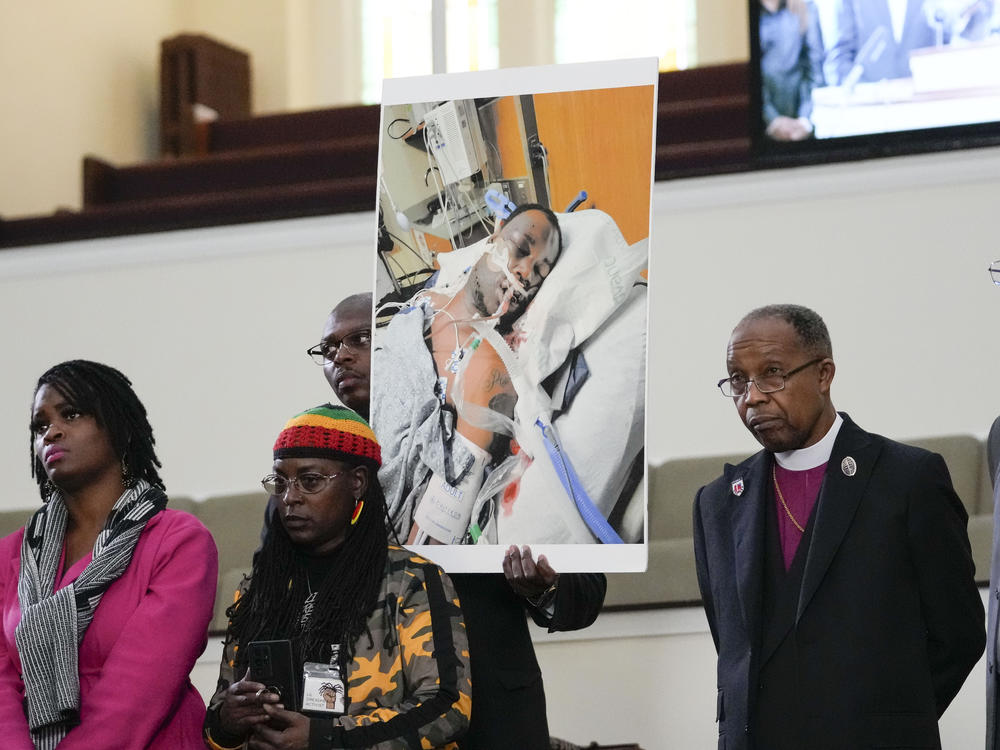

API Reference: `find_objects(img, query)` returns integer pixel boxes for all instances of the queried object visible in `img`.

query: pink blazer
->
[0,509,218,750]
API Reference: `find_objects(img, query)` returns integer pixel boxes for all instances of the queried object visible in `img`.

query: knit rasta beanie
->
[273,404,381,469]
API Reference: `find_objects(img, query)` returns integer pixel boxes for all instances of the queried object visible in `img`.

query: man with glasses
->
[307,292,373,418]
[693,303,983,750]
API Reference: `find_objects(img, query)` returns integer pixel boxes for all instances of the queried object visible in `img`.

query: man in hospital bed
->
[372,204,646,545]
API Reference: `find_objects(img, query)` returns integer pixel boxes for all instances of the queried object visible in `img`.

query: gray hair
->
[738,304,832,358]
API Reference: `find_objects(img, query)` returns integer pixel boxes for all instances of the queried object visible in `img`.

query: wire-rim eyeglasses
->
[261,472,343,497]
[717,357,824,398]
[306,329,371,365]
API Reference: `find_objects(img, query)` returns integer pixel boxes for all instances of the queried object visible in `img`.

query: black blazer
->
[693,414,984,750]
[452,571,606,750]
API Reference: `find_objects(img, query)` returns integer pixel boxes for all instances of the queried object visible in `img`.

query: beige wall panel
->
[695,0,750,64]
[175,0,292,114]
[0,0,178,217]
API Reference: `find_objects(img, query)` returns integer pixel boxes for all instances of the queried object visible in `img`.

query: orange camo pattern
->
[212,545,471,748]
[349,652,399,701]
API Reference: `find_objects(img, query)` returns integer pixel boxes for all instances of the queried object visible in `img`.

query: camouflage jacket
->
[205,546,471,749]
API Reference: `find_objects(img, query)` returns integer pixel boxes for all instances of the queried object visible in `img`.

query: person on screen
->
[760,0,826,141]
[827,0,995,86]
[693,304,983,749]
[305,291,607,750]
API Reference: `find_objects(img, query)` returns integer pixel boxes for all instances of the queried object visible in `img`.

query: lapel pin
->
[731,478,745,496]
[841,456,857,476]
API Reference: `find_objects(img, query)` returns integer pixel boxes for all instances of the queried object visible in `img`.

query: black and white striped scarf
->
[15,479,166,750]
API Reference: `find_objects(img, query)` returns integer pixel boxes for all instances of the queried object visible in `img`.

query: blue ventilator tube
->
[565,190,587,212]
[536,418,624,544]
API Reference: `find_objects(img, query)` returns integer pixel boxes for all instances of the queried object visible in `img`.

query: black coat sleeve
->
[528,573,607,632]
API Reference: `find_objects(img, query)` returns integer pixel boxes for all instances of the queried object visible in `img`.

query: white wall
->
[4,145,1000,508]
[648,144,1000,464]
[0,214,377,507]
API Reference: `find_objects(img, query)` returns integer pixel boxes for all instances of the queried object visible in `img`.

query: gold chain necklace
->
[772,465,805,533]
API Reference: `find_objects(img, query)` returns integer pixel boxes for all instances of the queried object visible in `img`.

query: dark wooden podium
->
[160,33,251,156]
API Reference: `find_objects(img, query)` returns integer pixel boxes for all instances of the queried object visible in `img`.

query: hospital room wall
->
[533,85,655,244]
[2,145,999,512]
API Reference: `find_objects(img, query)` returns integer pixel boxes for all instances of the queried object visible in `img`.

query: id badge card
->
[301,662,345,715]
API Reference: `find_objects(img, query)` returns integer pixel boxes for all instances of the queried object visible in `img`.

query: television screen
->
[750,0,1000,160]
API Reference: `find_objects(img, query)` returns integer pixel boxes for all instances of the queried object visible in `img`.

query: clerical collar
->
[774,413,843,470]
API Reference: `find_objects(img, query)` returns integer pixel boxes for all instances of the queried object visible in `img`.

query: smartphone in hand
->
[248,640,299,710]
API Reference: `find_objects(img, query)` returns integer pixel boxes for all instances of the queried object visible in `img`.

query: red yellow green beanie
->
[273,404,381,468]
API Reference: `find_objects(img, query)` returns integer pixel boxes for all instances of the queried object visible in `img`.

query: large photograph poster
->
[370,60,656,572]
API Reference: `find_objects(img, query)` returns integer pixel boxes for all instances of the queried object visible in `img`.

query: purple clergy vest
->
[773,462,827,570]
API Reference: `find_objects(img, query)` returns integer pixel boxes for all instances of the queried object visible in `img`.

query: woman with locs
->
[204,404,470,750]
[0,359,218,749]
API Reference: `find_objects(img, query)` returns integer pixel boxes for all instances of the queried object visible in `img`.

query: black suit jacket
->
[693,414,984,750]
[452,571,606,750]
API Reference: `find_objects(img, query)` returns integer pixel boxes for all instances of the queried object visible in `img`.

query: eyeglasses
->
[306,329,371,365]
[261,472,342,496]
[990,260,1000,287]
[717,358,824,398]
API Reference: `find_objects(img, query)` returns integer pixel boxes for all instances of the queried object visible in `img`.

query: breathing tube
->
[535,418,624,544]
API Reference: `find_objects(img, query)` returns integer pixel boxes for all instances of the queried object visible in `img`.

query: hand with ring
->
[218,669,284,739]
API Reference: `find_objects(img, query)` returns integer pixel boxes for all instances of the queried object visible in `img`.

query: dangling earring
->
[41,479,56,497]
[121,456,137,489]
[350,498,364,525]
